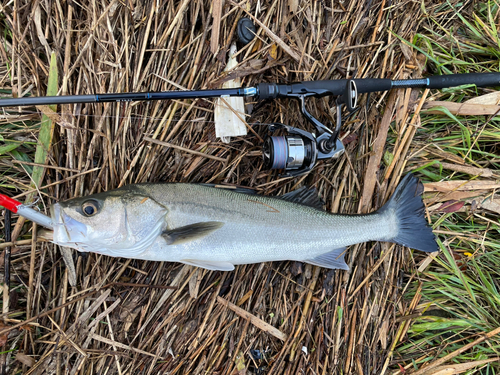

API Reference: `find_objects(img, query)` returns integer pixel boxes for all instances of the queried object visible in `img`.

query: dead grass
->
[0,0,498,374]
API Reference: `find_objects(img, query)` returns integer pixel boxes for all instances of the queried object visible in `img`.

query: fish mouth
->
[49,203,89,247]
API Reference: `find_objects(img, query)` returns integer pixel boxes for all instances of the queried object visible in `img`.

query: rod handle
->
[257,79,393,100]
[299,79,393,96]
[428,72,500,89]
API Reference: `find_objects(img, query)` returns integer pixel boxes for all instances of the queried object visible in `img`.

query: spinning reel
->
[262,80,358,177]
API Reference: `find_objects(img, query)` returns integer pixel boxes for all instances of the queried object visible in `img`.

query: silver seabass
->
[42,174,437,271]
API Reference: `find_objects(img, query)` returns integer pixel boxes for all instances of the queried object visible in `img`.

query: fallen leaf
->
[436,200,465,213]
[341,132,358,145]
[423,101,500,116]
[400,42,413,61]
[383,150,394,167]
[379,318,389,349]
[235,350,246,373]
[269,43,278,60]
[16,353,35,367]
[423,190,488,204]
[251,39,262,54]
[427,148,465,165]
[119,295,142,334]
[419,357,500,374]
[465,91,500,105]
[451,251,467,272]
[480,196,500,215]
[424,180,500,193]
[429,369,454,375]
[34,6,50,50]
[236,290,253,306]
[438,162,497,178]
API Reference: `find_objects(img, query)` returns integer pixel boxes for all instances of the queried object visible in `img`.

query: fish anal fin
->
[181,259,235,271]
[304,248,349,270]
[162,221,224,245]
[280,187,325,210]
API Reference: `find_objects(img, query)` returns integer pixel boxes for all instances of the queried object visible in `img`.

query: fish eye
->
[81,200,99,217]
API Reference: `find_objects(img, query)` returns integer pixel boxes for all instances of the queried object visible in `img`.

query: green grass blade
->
[30,51,58,195]
[0,142,21,156]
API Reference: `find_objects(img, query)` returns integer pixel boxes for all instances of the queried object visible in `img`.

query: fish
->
[39,173,438,271]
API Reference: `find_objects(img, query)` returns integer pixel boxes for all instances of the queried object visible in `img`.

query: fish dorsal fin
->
[280,187,325,210]
[198,183,257,195]
[180,259,235,271]
[304,248,349,270]
[162,221,224,245]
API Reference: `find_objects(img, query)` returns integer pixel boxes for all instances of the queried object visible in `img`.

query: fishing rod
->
[1,72,499,176]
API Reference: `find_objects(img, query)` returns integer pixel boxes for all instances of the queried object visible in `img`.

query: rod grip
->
[299,79,393,96]
[428,72,500,89]
[257,79,393,100]
[352,79,393,94]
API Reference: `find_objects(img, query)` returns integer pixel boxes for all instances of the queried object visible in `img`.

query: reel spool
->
[263,135,313,171]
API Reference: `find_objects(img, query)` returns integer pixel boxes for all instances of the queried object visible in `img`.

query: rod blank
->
[0,87,249,108]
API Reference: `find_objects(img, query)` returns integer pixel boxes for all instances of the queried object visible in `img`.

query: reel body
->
[262,124,345,177]
[261,80,357,177]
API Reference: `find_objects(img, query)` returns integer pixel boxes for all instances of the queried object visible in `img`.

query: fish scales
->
[135,183,396,265]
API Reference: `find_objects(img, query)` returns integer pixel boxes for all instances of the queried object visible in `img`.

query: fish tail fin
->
[379,173,438,253]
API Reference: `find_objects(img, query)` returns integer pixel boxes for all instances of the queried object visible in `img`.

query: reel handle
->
[320,80,357,153]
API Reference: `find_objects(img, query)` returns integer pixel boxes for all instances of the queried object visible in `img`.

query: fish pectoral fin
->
[180,259,235,271]
[162,221,224,245]
[304,248,349,270]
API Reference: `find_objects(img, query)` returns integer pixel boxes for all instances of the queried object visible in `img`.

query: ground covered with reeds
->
[0,0,499,374]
